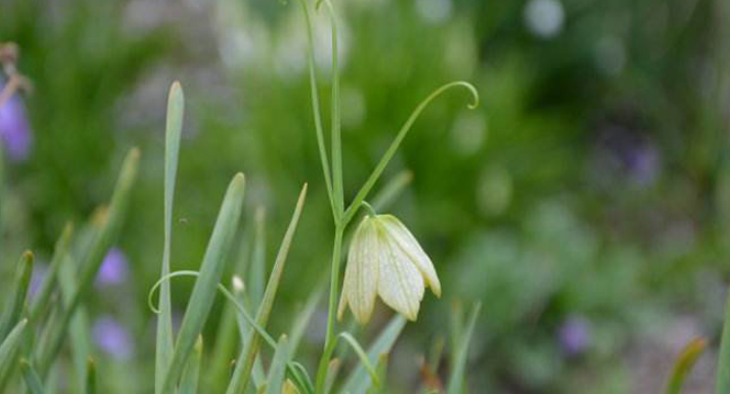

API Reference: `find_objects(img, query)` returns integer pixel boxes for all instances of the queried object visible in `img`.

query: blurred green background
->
[2,0,730,392]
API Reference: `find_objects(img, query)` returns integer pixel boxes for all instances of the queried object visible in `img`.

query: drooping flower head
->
[338,214,441,324]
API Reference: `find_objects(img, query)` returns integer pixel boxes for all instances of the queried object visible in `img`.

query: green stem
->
[314,224,345,394]
[323,0,344,218]
[296,0,336,219]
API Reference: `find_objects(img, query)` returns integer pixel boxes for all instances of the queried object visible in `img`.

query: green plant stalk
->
[295,0,335,218]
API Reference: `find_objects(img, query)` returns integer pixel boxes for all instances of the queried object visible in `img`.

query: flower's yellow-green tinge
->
[338,214,441,324]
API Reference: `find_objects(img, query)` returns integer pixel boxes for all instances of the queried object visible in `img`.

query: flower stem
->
[315,223,345,394]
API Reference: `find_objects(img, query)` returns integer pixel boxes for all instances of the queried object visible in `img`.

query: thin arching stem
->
[343,81,479,225]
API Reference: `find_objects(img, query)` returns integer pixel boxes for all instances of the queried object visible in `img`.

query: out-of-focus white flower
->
[338,214,441,324]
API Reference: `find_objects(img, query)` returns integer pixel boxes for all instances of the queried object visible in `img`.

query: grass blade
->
[180,336,203,394]
[20,360,46,394]
[0,251,33,341]
[287,362,314,394]
[57,251,92,390]
[85,358,96,394]
[250,207,266,310]
[208,233,252,391]
[338,332,380,387]
[666,337,706,394]
[340,315,407,394]
[0,318,27,391]
[36,148,140,374]
[226,184,308,394]
[265,335,291,394]
[365,354,389,394]
[161,173,246,394]
[447,302,481,394]
[28,223,73,324]
[156,80,184,394]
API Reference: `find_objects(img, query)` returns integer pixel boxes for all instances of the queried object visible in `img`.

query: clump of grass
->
[0,0,489,393]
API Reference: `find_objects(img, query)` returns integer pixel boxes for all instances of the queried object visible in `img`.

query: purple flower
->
[558,315,591,356]
[28,263,48,299]
[0,79,32,162]
[92,316,134,360]
[96,248,129,287]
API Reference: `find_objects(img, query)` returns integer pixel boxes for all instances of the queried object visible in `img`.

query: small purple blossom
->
[28,263,48,299]
[0,79,32,162]
[558,315,591,356]
[96,248,129,287]
[92,315,134,360]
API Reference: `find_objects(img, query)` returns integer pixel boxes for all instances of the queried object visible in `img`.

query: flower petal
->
[380,215,441,297]
[376,225,425,321]
[342,217,379,324]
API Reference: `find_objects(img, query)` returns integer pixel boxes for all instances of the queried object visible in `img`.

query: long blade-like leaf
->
[226,184,308,394]
[0,251,33,340]
[447,302,481,394]
[161,173,246,394]
[265,336,291,394]
[28,223,73,323]
[340,315,407,394]
[180,336,203,394]
[20,360,46,394]
[666,337,706,394]
[36,148,140,374]
[0,318,27,391]
[156,80,184,394]
[85,358,96,394]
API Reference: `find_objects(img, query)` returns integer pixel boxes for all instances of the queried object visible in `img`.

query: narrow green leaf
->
[20,360,46,394]
[447,302,481,394]
[366,354,389,394]
[287,362,314,394]
[0,251,33,341]
[340,315,407,394]
[250,207,266,310]
[36,148,140,374]
[226,184,308,394]
[180,335,203,394]
[265,335,291,394]
[28,223,73,323]
[0,318,27,391]
[85,358,96,394]
[161,173,246,394]
[157,80,184,394]
[337,332,380,387]
[666,337,706,394]
[57,251,92,390]
[209,231,252,392]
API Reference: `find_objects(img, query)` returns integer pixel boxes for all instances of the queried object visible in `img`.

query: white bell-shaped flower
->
[338,214,441,324]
